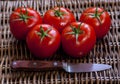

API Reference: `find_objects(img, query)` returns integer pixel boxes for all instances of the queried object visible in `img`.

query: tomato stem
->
[12,5,33,23]
[36,26,52,42]
[85,7,105,25]
[95,7,98,17]
[54,7,64,18]
[66,23,83,43]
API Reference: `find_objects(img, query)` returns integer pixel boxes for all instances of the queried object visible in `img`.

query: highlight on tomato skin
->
[43,7,76,33]
[26,24,61,59]
[79,7,111,39]
[61,22,96,58]
[9,7,42,40]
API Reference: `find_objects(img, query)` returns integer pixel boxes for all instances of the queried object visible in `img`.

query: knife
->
[11,60,112,73]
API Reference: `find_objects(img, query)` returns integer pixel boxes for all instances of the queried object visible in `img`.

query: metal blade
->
[63,63,112,73]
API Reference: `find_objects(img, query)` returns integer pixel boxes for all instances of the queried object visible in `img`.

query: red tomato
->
[26,24,61,59]
[9,7,42,40]
[43,7,76,33]
[79,7,111,39]
[61,22,96,58]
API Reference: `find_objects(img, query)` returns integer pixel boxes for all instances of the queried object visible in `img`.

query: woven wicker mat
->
[0,0,120,84]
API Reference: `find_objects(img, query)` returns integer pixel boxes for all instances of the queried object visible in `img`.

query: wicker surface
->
[0,0,120,84]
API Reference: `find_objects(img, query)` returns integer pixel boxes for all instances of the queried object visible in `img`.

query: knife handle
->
[11,60,63,71]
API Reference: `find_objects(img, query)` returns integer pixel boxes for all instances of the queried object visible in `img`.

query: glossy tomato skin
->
[26,24,61,59]
[9,7,42,40]
[43,7,76,33]
[61,22,96,58]
[79,7,111,39]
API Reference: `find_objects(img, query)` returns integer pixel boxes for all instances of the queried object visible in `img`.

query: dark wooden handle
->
[11,60,63,71]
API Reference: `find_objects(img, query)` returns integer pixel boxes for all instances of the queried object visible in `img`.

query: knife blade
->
[11,60,112,73]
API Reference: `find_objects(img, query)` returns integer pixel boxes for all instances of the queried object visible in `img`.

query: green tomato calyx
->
[66,23,83,43]
[86,7,105,25]
[12,7,33,23]
[54,7,64,18]
[36,26,52,42]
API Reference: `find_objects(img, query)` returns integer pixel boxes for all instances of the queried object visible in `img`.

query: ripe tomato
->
[79,7,111,39]
[9,7,42,40]
[26,24,61,59]
[61,22,96,58]
[43,7,76,33]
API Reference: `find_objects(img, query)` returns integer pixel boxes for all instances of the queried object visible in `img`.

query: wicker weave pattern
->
[0,0,120,84]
